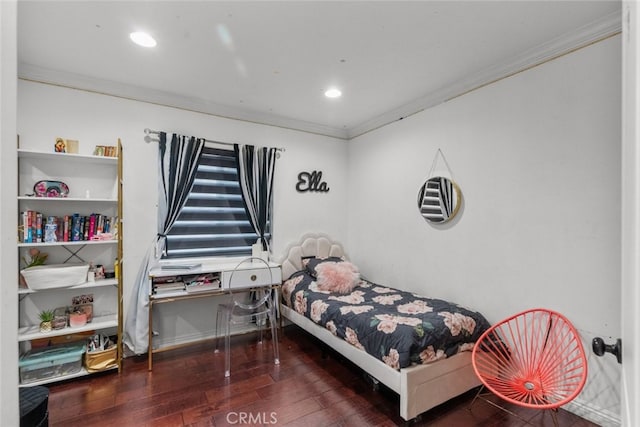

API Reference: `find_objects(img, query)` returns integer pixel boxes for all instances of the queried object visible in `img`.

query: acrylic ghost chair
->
[214,257,280,377]
[470,308,587,426]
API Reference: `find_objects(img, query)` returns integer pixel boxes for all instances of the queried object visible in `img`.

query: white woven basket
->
[21,263,89,290]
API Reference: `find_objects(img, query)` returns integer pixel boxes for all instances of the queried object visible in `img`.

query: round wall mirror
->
[417,176,462,224]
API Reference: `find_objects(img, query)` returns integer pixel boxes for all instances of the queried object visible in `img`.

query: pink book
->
[63,215,70,242]
[88,214,96,240]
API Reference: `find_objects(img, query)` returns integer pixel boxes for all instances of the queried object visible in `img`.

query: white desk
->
[147,261,281,371]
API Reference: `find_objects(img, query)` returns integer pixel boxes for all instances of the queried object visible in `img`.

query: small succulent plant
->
[39,309,55,323]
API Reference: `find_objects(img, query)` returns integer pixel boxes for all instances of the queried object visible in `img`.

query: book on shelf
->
[185,278,221,293]
[21,211,30,243]
[63,215,69,242]
[35,213,42,242]
[71,213,81,241]
[88,214,96,241]
[153,281,186,294]
[153,275,181,284]
[19,210,38,243]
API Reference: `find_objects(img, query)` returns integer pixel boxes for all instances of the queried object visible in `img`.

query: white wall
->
[0,1,19,426]
[347,35,622,424]
[17,80,348,350]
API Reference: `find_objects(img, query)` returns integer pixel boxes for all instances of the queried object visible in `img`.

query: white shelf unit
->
[17,143,123,386]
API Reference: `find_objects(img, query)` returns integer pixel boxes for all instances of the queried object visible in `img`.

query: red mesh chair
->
[470,308,587,426]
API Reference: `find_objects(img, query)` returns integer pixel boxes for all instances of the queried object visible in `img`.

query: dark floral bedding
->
[282,270,491,370]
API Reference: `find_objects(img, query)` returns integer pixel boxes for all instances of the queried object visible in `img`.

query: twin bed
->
[277,234,490,422]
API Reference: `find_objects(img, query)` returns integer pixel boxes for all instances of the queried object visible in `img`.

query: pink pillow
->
[315,261,360,294]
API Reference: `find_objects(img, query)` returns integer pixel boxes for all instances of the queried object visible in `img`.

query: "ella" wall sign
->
[296,171,330,193]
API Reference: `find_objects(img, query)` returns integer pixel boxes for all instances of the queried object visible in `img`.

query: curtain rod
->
[143,128,285,153]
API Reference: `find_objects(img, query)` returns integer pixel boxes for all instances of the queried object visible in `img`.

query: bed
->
[277,233,491,422]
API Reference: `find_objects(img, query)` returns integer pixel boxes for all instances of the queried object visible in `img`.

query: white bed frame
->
[278,233,481,422]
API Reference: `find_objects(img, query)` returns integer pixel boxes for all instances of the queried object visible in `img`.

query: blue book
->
[72,213,81,241]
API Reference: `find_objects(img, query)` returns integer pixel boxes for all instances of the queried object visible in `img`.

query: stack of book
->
[185,279,220,293]
[152,277,185,295]
[185,273,220,293]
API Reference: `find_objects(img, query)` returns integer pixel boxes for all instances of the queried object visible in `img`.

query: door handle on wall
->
[592,337,622,364]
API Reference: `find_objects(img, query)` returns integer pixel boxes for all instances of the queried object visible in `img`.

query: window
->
[164,146,265,259]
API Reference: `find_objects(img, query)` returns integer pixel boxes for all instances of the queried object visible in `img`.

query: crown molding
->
[17,64,350,140]
[347,10,622,139]
[18,11,621,142]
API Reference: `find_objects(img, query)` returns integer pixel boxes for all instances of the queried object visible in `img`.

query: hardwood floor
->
[45,326,599,426]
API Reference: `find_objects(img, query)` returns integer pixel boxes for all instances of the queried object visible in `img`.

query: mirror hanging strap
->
[427,148,455,180]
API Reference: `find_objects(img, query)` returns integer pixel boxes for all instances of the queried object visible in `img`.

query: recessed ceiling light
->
[130,31,157,48]
[325,88,342,98]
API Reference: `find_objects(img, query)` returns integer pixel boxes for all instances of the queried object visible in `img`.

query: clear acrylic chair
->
[214,257,280,377]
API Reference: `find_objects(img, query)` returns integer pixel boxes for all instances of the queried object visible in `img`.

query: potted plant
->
[20,248,48,288]
[22,248,48,269]
[39,309,54,332]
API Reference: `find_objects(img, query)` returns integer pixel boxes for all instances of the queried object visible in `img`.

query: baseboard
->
[151,325,261,352]
[564,398,621,427]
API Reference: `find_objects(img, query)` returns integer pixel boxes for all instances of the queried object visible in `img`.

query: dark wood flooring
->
[45,325,599,426]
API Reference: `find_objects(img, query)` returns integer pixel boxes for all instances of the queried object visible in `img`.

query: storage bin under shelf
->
[19,342,85,385]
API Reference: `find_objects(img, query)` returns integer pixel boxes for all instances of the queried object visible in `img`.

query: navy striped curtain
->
[124,132,204,355]
[234,144,278,251]
[158,133,205,254]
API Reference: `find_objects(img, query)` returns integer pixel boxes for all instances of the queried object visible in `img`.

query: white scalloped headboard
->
[277,233,348,280]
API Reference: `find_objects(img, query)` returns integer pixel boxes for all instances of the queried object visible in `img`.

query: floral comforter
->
[282,271,491,370]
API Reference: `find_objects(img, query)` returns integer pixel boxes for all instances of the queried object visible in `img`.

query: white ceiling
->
[17,1,621,139]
